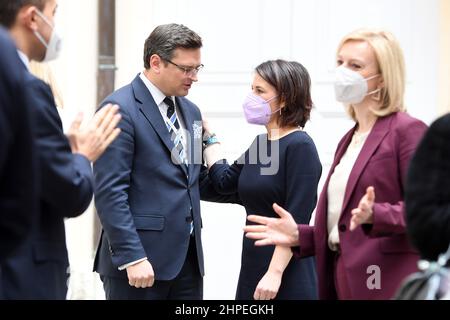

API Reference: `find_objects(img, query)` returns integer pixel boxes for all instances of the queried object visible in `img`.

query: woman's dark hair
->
[143,23,202,69]
[255,59,313,128]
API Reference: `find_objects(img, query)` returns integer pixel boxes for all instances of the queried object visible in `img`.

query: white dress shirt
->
[327,130,370,251]
[17,50,30,70]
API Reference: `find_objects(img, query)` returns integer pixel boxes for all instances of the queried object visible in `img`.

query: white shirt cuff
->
[118,257,148,271]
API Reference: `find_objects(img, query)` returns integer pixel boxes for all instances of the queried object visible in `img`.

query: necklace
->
[351,130,370,146]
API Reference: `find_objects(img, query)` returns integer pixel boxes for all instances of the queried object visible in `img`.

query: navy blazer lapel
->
[340,115,392,215]
[132,76,188,175]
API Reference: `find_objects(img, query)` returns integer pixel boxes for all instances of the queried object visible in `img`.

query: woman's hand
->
[245,203,299,247]
[350,186,375,231]
[202,118,213,138]
[253,270,282,300]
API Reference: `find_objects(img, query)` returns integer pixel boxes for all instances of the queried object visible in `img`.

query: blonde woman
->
[244,29,428,299]
[29,60,64,108]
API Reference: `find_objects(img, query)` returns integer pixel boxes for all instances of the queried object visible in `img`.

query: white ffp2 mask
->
[33,10,62,62]
[334,66,380,104]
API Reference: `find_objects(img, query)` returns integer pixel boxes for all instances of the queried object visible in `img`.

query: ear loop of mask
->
[33,30,49,48]
[267,96,283,116]
[365,74,382,97]
[35,9,54,28]
[33,10,53,48]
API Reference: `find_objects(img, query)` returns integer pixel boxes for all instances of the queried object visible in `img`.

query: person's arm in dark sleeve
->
[199,164,241,204]
[200,133,243,203]
[29,79,93,218]
[94,103,147,269]
[0,42,37,259]
[362,118,427,237]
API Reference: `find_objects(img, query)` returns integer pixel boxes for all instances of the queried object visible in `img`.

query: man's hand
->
[126,259,155,288]
[350,186,375,231]
[244,203,299,247]
[67,103,121,162]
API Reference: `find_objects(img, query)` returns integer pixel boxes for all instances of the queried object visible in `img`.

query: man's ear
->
[150,54,163,74]
[18,6,39,32]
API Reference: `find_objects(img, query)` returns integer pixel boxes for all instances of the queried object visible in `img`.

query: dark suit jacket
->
[295,112,427,299]
[1,67,94,299]
[406,113,450,262]
[94,75,237,281]
[0,28,37,263]
[0,28,38,299]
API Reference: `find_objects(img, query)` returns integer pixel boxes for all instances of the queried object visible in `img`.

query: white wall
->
[52,0,440,299]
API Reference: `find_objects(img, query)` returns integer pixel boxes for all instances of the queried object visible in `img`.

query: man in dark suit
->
[406,113,450,262]
[0,27,38,299]
[0,0,121,299]
[94,23,238,299]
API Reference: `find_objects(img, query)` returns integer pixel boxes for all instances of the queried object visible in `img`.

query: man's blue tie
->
[164,97,186,165]
[164,97,193,235]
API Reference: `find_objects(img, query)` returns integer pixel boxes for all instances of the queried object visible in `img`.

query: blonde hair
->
[29,61,64,108]
[337,28,406,121]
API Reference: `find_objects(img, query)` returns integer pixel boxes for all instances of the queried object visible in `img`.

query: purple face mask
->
[242,93,279,125]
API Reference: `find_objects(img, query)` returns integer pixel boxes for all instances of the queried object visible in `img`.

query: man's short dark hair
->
[0,0,47,28]
[255,60,313,128]
[143,23,202,69]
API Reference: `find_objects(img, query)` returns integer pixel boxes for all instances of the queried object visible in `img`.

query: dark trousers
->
[0,265,3,300]
[103,237,203,300]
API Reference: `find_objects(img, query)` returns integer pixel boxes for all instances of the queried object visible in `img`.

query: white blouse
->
[327,130,370,251]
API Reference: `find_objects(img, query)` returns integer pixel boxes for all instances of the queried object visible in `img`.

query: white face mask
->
[334,66,380,104]
[33,9,62,62]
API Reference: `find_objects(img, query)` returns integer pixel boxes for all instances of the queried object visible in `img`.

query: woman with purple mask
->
[203,60,322,300]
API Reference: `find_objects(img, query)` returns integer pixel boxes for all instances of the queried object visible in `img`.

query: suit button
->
[186,216,193,223]
[339,225,347,232]
[109,245,114,256]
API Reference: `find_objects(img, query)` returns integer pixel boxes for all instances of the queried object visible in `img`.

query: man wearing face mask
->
[0,0,121,299]
[244,29,428,300]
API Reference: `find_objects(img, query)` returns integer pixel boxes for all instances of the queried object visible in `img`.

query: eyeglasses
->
[165,59,204,77]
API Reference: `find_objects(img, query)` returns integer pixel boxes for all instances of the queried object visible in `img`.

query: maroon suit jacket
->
[296,112,427,299]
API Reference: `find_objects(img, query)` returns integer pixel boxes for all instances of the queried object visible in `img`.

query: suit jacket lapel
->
[132,76,188,176]
[340,115,392,215]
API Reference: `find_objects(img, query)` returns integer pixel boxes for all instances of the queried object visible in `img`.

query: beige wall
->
[439,0,450,114]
